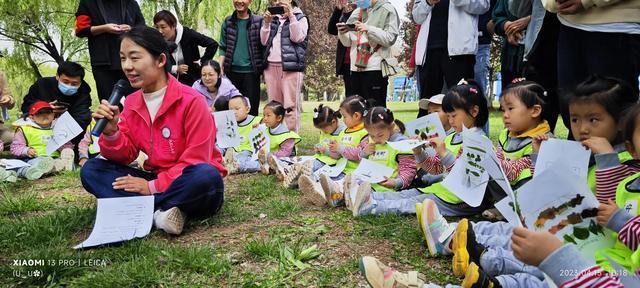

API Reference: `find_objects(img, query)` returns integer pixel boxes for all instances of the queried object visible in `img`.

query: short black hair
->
[213,96,229,112]
[340,95,370,117]
[570,75,636,125]
[313,104,341,128]
[57,61,85,79]
[623,104,640,147]
[153,10,177,27]
[442,79,489,128]
[121,26,171,74]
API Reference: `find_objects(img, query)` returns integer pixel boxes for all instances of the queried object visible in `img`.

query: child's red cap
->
[29,101,54,115]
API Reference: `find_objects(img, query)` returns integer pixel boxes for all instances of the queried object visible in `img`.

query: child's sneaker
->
[359,256,426,288]
[258,149,270,175]
[153,207,186,235]
[224,149,238,174]
[25,156,55,180]
[299,159,314,178]
[343,173,357,209]
[461,262,502,288]
[283,162,303,188]
[54,148,75,172]
[420,199,456,256]
[452,219,486,278]
[299,175,326,206]
[269,154,286,181]
[352,182,375,217]
[319,173,344,207]
[0,167,17,183]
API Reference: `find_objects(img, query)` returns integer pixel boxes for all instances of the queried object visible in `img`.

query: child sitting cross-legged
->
[222,95,262,174]
[10,101,74,180]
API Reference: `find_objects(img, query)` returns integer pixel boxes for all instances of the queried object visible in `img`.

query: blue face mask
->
[58,82,79,96]
[355,0,371,9]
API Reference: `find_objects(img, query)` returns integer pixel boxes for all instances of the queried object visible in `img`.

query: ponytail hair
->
[364,106,395,127]
[313,104,341,128]
[264,100,292,118]
[340,95,370,117]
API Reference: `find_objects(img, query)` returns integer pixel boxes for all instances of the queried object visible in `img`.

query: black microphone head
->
[115,79,128,90]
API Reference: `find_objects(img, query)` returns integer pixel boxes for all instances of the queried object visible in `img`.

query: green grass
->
[0,101,570,287]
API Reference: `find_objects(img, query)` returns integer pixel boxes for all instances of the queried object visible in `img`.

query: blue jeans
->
[475,43,491,135]
[80,158,224,218]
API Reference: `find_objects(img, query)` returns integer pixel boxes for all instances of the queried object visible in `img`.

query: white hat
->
[418,94,445,110]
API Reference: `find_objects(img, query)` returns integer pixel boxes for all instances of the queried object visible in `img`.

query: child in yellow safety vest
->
[223,95,263,174]
[9,101,74,180]
[257,100,301,175]
[78,118,101,167]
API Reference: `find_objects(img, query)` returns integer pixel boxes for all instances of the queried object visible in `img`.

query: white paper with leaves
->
[213,111,241,148]
[517,163,615,261]
[248,124,270,161]
[46,112,83,155]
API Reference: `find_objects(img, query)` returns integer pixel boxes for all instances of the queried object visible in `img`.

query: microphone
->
[91,79,128,137]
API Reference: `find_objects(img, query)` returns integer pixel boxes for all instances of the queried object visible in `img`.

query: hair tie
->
[457,78,468,85]
[363,110,369,116]
[378,114,384,120]
[313,112,319,118]
[512,78,526,84]
[543,91,548,97]
[469,87,478,94]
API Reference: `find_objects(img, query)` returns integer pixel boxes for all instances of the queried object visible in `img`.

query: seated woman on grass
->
[80,26,226,236]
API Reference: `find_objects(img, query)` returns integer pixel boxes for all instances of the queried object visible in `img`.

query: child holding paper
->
[328,107,417,216]
[259,100,301,175]
[224,95,262,174]
[10,101,75,180]
[297,104,348,204]
[307,95,370,207]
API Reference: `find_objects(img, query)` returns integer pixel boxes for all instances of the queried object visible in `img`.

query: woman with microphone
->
[80,26,226,236]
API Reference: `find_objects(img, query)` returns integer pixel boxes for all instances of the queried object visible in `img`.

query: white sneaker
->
[54,148,75,172]
[420,199,455,256]
[320,173,344,207]
[283,163,302,188]
[0,167,17,183]
[25,156,55,180]
[269,154,286,181]
[224,149,238,174]
[154,207,186,235]
[352,182,374,217]
[299,175,326,206]
[343,173,357,209]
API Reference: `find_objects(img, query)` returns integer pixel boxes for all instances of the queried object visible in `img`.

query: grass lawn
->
[0,101,569,287]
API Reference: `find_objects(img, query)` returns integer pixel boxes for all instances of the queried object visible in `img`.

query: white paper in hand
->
[248,124,270,161]
[314,158,348,178]
[442,129,492,207]
[353,158,394,183]
[74,196,154,249]
[518,163,615,261]
[535,139,590,181]
[213,111,241,148]
[46,112,83,155]
[387,139,428,151]
[405,113,447,140]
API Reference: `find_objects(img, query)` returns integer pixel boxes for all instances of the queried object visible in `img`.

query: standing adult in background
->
[493,0,530,89]
[413,0,490,117]
[75,0,145,101]
[0,70,15,149]
[338,0,400,108]
[21,62,92,147]
[219,0,265,116]
[543,0,640,131]
[154,10,219,87]
[521,0,560,131]
[328,0,356,96]
[261,0,309,132]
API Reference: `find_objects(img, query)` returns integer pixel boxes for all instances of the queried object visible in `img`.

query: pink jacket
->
[100,74,227,193]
